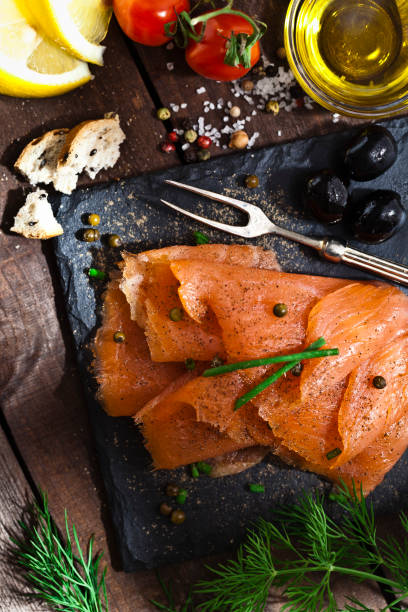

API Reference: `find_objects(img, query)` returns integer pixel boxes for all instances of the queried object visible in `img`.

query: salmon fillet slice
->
[120,245,280,362]
[334,334,408,466]
[301,283,408,402]
[94,281,185,416]
[171,260,348,361]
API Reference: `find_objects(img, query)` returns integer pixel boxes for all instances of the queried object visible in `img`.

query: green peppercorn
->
[88,213,100,226]
[273,303,288,317]
[265,100,280,115]
[184,129,198,143]
[88,268,106,280]
[373,375,387,389]
[113,331,125,343]
[83,228,100,242]
[169,307,183,321]
[157,107,171,120]
[159,502,173,516]
[291,363,303,376]
[197,149,211,161]
[176,489,188,505]
[170,509,186,525]
[108,234,122,248]
[245,174,259,188]
[165,483,180,497]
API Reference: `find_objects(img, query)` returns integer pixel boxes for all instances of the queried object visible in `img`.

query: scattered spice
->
[265,100,280,115]
[197,135,212,149]
[184,129,198,143]
[229,130,249,149]
[157,107,171,120]
[108,234,122,247]
[87,213,100,226]
[273,303,288,317]
[249,483,265,493]
[276,46,287,60]
[326,447,342,461]
[167,130,179,143]
[291,362,303,376]
[196,461,213,475]
[242,79,254,92]
[176,489,188,505]
[88,268,105,280]
[113,331,126,343]
[190,464,200,478]
[229,105,241,118]
[245,174,259,188]
[159,502,173,516]
[83,228,100,242]
[166,483,180,497]
[373,375,387,389]
[185,358,196,371]
[197,149,211,161]
[161,142,176,153]
[170,509,186,525]
[169,307,183,321]
[194,230,209,244]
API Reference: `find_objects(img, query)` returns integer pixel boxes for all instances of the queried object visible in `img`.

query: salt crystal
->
[244,95,254,105]
[277,130,282,136]
[252,110,257,116]
[223,116,229,122]
[209,103,215,110]
[196,86,206,94]
[180,103,187,109]
[204,107,210,113]
[166,62,174,71]
[222,145,228,149]
[169,103,179,112]
[332,113,340,123]
[227,101,232,108]
[205,124,211,130]
[247,131,260,149]
[182,143,190,150]
[198,116,205,133]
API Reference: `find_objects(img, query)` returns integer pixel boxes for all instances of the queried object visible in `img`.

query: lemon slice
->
[0,0,92,97]
[17,0,112,66]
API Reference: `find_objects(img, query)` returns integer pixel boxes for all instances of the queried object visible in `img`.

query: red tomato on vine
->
[113,0,191,46]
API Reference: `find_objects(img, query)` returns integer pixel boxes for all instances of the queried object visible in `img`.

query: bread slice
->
[11,190,63,240]
[14,128,69,187]
[54,112,126,195]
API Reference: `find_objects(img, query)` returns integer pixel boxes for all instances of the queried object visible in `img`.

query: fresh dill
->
[150,570,194,612]
[9,491,109,612]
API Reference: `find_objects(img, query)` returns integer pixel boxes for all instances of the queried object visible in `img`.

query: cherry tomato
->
[185,13,260,81]
[113,0,190,46]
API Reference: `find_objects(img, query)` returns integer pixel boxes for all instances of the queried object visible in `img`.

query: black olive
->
[344,125,397,181]
[303,169,348,223]
[349,189,406,244]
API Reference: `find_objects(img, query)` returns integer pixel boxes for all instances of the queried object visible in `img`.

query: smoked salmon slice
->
[94,281,185,416]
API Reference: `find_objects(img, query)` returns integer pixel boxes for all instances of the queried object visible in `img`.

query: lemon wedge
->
[0,0,91,97]
[17,0,112,66]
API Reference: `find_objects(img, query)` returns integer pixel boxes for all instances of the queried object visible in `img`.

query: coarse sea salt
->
[196,87,206,94]
[166,62,174,71]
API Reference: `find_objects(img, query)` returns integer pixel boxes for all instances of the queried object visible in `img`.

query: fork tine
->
[164,179,258,214]
[160,199,251,237]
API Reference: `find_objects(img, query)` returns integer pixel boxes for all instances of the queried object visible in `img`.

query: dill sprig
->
[9,491,109,612]
[150,570,193,612]
[194,481,408,612]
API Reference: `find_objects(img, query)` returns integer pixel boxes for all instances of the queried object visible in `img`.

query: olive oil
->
[287,0,408,112]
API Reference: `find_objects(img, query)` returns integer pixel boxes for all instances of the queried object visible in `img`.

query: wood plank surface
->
[0,4,397,611]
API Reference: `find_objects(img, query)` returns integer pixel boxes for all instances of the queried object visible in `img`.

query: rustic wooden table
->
[0,2,393,609]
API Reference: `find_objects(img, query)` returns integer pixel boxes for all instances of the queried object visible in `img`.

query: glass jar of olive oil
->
[285,0,408,117]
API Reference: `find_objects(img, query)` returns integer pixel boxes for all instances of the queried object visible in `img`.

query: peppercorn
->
[83,228,100,242]
[113,331,125,343]
[159,502,173,516]
[184,128,198,143]
[88,213,100,226]
[265,100,280,115]
[276,46,286,60]
[245,174,259,188]
[169,307,183,321]
[108,234,122,248]
[229,130,249,150]
[170,509,186,524]
[166,483,180,497]
[157,107,171,120]
[290,84,304,99]
[291,363,303,377]
[273,303,288,317]
[161,142,176,154]
[167,131,179,143]
[197,135,212,149]
[229,105,241,118]
[265,63,278,77]
[242,79,254,92]
[373,375,387,389]
[197,149,211,161]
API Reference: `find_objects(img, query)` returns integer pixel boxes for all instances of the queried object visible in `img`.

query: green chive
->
[326,448,342,461]
[249,483,265,493]
[190,464,200,478]
[196,461,213,475]
[204,338,335,377]
[185,358,196,371]
[88,267,106,280]
[176,489,188,505]
[234,338,327,411]
[194,230,209,245]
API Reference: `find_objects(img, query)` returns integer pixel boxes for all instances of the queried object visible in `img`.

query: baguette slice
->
[54,112,126,195]
[14,128,69,187]
[11,190,63,240]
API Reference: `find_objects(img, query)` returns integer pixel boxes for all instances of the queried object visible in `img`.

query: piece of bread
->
[54,112,126,195]
[14,128,69,187]
[11,189,63,240]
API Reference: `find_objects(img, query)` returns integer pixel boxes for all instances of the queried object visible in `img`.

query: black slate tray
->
[53,117,408,571]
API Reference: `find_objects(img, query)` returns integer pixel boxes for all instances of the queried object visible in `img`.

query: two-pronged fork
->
[160,179,408,287]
